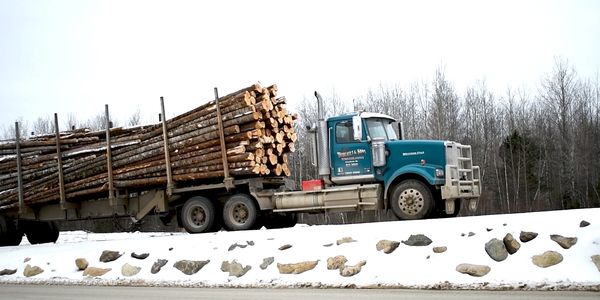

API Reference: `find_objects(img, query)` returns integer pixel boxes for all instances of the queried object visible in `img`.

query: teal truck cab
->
[270,92,481,220]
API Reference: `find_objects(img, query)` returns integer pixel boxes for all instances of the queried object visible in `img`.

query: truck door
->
[330,119,374,183]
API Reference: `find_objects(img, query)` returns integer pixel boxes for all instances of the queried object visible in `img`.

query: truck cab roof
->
[327,111,396,122]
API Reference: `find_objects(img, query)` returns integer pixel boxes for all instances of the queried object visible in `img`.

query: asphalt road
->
[0,285,597,300]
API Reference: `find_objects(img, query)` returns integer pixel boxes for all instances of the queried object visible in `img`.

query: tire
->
[24,221,58,245]
[264,213,297,229]
[0,216,23,246]
[390,179,434,220]
[222,194,258,231]
[180,196,216,234]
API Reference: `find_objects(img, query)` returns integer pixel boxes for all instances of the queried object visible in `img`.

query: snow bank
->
[0,208,599,290]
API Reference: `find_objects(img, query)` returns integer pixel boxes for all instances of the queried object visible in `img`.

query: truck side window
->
[335,121,354,143]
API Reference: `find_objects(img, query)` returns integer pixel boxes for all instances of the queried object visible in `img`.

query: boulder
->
[580,220,590,228]
[532,251,563,268]
[503,233,521,255]
[433,246,447,254]
[485,238,508,262]
[131,252,149,260]
[456,263,491,277]
[278,244,292,251]
[402,234,432,246]
[340,261,366,277]
[376,240,400,254]
[520,231,538,243]
[121,263,141,277]
[228,243,247,251]
[220,260,251,277]
[99,250,122,263]
[592,255,600,272]
[0,269,17,276]
[260,257,274,270]
[83,267,111,277]
[336,237,356,245]
[151,259,168,274]
[173,260,210,275]
[75,258,89,271]
[327,255,348,270]
[23,265,43,277]
[277,261,319,274]
[550,235,577,249]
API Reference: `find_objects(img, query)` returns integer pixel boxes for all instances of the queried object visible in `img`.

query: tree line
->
[290,58,600,217]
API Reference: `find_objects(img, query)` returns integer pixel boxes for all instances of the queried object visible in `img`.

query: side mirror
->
[352,116,362,141]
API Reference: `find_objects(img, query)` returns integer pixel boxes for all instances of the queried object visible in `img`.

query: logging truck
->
[0,86,481,246]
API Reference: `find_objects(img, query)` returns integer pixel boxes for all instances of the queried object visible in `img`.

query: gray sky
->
[1,0,599,133]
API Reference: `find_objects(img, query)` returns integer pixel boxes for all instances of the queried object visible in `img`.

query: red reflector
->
[302,179,324,191]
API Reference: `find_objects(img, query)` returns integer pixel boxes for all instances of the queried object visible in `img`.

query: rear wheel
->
[263,213,297,229]
[180,196,217,233]
[0,216,23,246]
[24,221,59,245]
[222,194,258,231]
[390,179,434,220]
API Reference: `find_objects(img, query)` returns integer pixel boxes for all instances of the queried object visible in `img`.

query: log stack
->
[0,83,297,210]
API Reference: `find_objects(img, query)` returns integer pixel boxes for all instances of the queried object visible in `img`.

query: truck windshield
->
[366,119,398,141]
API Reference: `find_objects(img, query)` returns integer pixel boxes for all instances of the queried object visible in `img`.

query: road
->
[0,285,597,300]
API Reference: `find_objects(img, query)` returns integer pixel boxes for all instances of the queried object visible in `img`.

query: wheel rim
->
[190,206,207,227]
[231,203,249,224]
[398,188,424,216]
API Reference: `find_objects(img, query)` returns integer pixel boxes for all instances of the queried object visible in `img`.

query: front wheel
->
[24,221,58,245]
[180,196,217,233]
[222,194,258,231]
[390,179,434,220]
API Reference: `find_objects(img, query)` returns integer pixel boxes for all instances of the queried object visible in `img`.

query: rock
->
[278,244,292,251]
[228,243,247,251]
[592,255,600,272]
[468,232,475,237]
[486,228,493,232]
[433,246,447,253]
[323,243,333,247]
[99,250,122,263]
[23,264,44,277]
[402,234,432,246]
[532,251,563,268]
[376,240,400,254]
[75,258,89,271]
[550,235,577,249]
[277,261,319,274]
[520,231,538,243]
[336,237,356,245]
[340,261,366,277]
[260,257,274,270]
[83,267,111,277]
[456,263,491,277]
[247,241,255,246]
[173,260,210,275]
[121,263,141,277]
[23,257,31,263]
[327,255,348,270]
[220,260,251,277]
[580,220,590,227]
[168,247,173,251]
[503,233,521,255]
[151,259,168,274]
[485,238,508,262]
[131,252,149,260]
[0,269,17,276]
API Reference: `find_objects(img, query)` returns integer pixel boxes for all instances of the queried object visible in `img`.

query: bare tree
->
[128,108,142,127]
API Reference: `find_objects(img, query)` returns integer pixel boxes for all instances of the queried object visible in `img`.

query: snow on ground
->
[0,208,599,290]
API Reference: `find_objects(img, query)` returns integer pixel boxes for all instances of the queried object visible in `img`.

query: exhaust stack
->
[314,91,331,182]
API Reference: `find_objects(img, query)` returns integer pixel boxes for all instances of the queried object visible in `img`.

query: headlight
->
[435,169,444,178]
